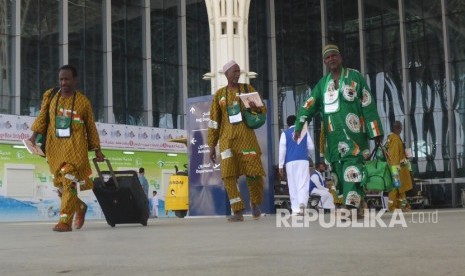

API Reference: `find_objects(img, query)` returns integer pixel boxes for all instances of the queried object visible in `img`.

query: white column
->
[320,0,328,75]
[103,0,114,123]
[59,0,68,65]
[142,0,153,126]
[267,0,280,166]
[358,0,366,75]
[178,0,188,129]
[12,0,21,114]
[441,0,457,206]
[204,0,253,94]
[399,0,410,148]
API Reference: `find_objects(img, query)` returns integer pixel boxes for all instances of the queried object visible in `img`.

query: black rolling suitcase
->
[93,158,149,227]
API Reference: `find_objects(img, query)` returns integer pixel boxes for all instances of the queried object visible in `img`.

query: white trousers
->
[152,205,159,217]
[286,160,310,213]
[311,189,335,209]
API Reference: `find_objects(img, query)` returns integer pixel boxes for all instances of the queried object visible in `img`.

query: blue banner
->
[187,95,274,216]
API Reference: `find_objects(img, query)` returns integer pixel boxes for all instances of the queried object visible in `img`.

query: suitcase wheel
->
[109,223,115,227]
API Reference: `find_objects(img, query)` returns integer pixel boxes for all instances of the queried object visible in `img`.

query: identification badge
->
[55,116,72,138]
[227,101,242,124]
[324,90,339,114]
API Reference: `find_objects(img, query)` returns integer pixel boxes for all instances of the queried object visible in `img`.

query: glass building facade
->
[1,0,464,206]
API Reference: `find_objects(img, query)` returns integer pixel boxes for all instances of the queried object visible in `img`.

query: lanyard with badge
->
[226,86,243,124]
[54,92,76,138]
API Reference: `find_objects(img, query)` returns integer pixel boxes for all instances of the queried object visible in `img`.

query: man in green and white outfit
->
[294,44,384,210]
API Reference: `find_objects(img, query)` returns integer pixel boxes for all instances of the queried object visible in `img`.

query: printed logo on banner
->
[138,127,149,140]
[110,125,122,138]
[100,129,108,136]
[151,129,162,140]
[0,115,34,140]
[3,120,12,129]
[125,127,135,139]
[16,122,29,131]
[164,132,173,140]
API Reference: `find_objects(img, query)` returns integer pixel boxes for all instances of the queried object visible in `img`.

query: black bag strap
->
[44,87,60,128]
[225,84,250,113]
[242,84,248,111]
[369,143,390,162]
[369,144,379,160]
[225,83,248,102]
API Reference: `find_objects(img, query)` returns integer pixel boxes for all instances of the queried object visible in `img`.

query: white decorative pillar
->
[204,0,255,94]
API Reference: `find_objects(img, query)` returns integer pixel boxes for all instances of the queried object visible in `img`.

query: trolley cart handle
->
[93,158,119,188]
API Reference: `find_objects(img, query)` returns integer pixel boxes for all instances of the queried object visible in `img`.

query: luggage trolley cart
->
[165,164,189,218]
[365,191,388,210]
[273,166,292,213]
[165,138,189,218]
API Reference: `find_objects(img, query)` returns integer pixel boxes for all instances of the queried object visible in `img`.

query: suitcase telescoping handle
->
[93,158,119,188]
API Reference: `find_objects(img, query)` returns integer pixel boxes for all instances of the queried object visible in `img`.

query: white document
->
[238,92,264,108]
[405,148,412,158]
[22,139,45,157]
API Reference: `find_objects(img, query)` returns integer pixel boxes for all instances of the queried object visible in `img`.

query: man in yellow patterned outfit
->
[29,65,105,232]
[208,60,266,222]
[385,121,413,211]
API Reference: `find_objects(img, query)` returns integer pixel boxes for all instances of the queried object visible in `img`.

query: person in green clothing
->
[293,44,384,212]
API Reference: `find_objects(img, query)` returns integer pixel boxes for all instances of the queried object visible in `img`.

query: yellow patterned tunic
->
[31,88,101,188]
[208,84,266,179]
[385,132,413,193]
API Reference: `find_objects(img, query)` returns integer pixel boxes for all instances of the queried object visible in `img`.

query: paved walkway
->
[1,209,464,276]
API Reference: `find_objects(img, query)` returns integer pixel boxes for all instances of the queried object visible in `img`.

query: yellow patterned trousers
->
[54,163,88,226]
[388,189,410,211]
[224,176,264,212]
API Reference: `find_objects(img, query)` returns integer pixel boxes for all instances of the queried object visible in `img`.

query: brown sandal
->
[227,210,244,222]
[53,223,72,232]
[251,203,261,220]
[74,204,88,230]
